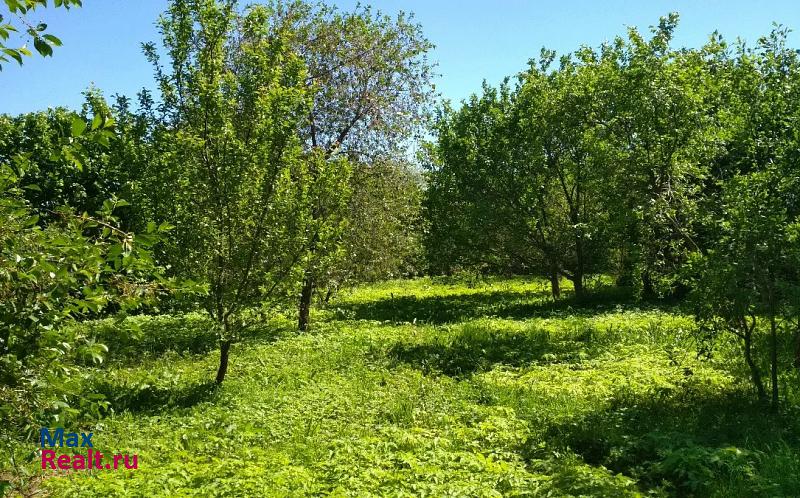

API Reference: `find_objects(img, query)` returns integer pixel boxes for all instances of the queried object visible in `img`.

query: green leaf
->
[62,147,83,171]
[1,48,22,64]
[71,116,87,137]
[33,36,53,57]
[43,34,62,46]
[91,113,102,131]
[4,0,21,14]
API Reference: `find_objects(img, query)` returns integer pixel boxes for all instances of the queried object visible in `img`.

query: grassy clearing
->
[6,277,800,496]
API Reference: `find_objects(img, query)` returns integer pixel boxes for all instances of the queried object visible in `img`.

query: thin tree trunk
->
[769,312,779,409]
[573,273,584,300]
[793,325,800,370]
[743,324,767,402]
[215,339,232,385]
[574,235,585,300]
[298,271,314,331]
[549,261,560,299]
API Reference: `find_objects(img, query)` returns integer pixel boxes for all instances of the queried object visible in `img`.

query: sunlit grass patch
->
[9,277,795,496]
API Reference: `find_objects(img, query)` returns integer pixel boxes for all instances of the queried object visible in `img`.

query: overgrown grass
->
[4,277,799,496]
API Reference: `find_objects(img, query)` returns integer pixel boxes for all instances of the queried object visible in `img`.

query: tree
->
[264,0,435,330]
[321,158,423,298]
[0,0,81,69]
[141,0,312,384]
[598,14,722,297]
[425,57,611,299]
[692,27,800,409]
[424,83,538,278]
[514,50,613,299]
[693,168,799,408]
[1,120,167,439]
[0,92,124,219]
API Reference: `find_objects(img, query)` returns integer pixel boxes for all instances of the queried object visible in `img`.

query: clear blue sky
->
[3,0,800,115]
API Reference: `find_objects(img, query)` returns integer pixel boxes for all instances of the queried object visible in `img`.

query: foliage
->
[424,83,530,276]
[0,5,177,494]
[3,3,800,496]
[0,278,796,496]
[424,16,800,403]
[425,15,722,299]
[0,0,81,69]
[0,161,168,455]
[139,0,313,383]
[322,158,424,297]
[265,0,435,330]
[0,93,125,218]
[690,27,800,408]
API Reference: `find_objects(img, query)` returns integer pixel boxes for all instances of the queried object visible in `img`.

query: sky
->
[2,0,800,115]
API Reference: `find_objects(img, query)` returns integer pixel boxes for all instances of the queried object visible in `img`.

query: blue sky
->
[3,0,800,115]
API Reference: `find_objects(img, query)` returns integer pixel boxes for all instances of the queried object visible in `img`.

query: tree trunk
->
[215,339,232,385]
[743,324,767,402]
[793,326,800,370]
[573,232,585,300]
[769,312,779,410]
[298,271,314,331]
[642,269,655,299]
[549,262,560,299]
[573,273,584,300]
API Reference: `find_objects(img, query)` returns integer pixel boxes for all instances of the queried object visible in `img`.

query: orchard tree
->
[426,58,610,299]
[693,27,800,409]
[514,50,613,299]
[693,169,799,408]
[424,83,535,277]
[143,0,312,384]
[600,14,721,297]
[265,0,435,330]
[322,158,423,298]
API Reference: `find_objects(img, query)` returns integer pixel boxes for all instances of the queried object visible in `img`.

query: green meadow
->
[8,278,798,497]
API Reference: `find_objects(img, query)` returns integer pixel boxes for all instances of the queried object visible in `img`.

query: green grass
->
[5,277,800,496]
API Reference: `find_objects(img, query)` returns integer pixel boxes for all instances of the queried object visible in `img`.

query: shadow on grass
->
[337,285,655,325]
[532,389,800,495]
[86,315,286,366]
[388,324,598,377]
[93,379,219,414]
